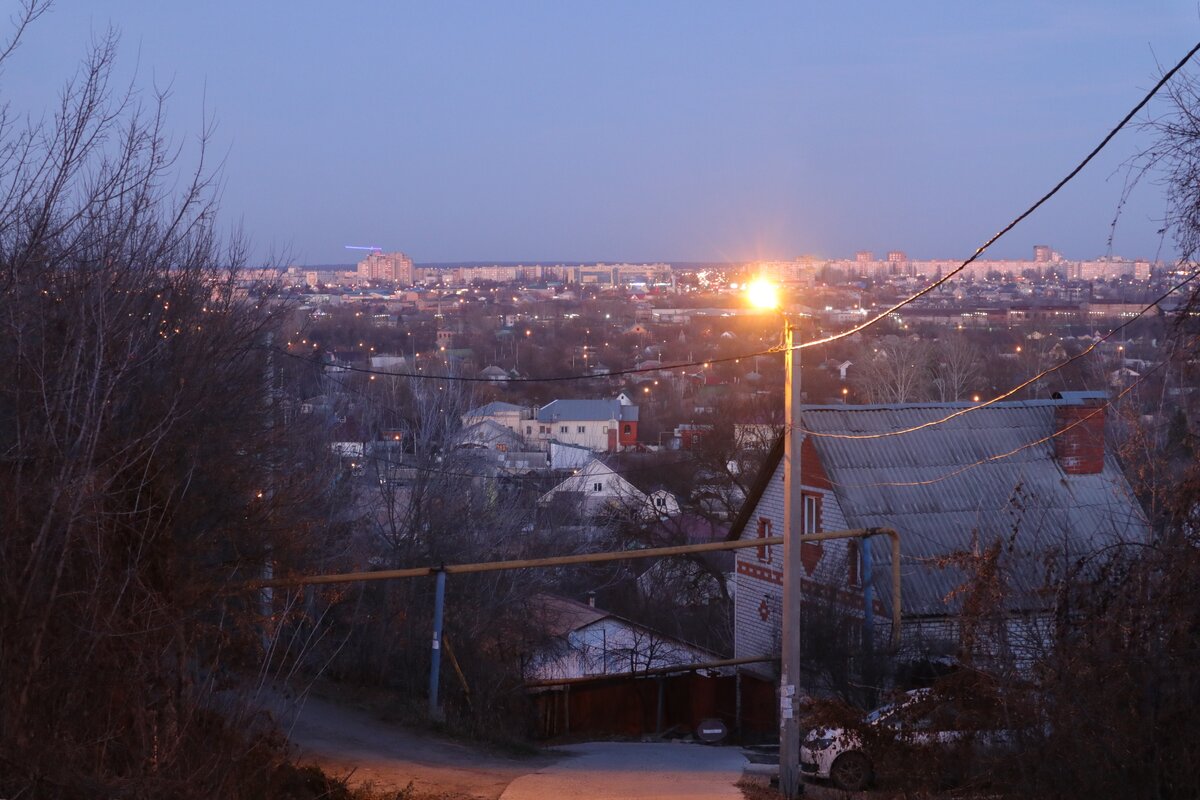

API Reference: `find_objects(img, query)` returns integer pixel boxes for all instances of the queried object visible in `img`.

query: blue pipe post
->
[429,568,446,718]
[862,535,875,654]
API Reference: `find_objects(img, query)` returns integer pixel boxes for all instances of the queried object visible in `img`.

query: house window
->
[756,517,773,562]
[623,424,632,435]
[803,494,822,534]
[540,425,547,434]
[577,425,586,433]
[655,496,666,508]
[526,425,532,434]
[593,482,603,492]
[560,425,569,434]
[848,540,861,587]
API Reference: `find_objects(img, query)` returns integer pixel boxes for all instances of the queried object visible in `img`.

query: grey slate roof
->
[538,399,639,423]
[802,399,1147,616]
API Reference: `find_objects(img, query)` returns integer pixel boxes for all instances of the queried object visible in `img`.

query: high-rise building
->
[1033,245,1052,263]
[855,250,874,263]
[357,251,414,285]
[886,250,907,263]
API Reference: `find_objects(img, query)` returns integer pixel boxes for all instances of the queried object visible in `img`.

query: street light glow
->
[746,277,779,310]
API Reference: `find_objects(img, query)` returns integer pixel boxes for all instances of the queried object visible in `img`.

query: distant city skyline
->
[10,2,1199,265]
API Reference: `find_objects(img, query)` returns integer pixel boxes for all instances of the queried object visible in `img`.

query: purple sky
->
[9,2,1199,265]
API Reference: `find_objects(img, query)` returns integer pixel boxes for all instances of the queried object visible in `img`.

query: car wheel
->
[830,751,872,791]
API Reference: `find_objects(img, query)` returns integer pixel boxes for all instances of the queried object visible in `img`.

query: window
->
[593,482,603,492]
[756,517,773,562]
[803,494,821,534]
[526,425,532,434]
[623,424,632,435]
[560,425,569,434]
[577,425,586,433]
[655,496,666,508]
[540,425,547,434]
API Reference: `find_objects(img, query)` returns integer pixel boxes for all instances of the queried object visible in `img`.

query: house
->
[455,419,525,453]
[538,457,670,519]
[477,365,511,384]
[461,401,531,436]
[731,392,1147,677]
[534,398,638,452]
[525,595,722,683]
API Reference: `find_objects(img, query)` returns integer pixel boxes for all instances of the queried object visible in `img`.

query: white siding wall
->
[732,455,861,678]
[532,418,617,451]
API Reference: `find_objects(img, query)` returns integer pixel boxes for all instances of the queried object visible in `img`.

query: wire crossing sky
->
[8,1,1199,265]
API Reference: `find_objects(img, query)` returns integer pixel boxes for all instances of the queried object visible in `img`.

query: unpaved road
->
[273,693,556,799]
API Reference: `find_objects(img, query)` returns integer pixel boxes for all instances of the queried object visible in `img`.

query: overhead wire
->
[275,38,1200,493]
[267,37,1200,414]
[800,268,1200,440]
[818,337,1194,491]
[794,37,1200,352]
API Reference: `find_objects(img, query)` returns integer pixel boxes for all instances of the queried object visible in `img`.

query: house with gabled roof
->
[525,594,722,683]
[461,401,531,436]
[538,457,671,520]
[731,391,1147,677]
[535,398,638,452]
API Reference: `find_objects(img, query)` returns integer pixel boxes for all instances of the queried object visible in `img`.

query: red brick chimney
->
[1052,392,1106,475]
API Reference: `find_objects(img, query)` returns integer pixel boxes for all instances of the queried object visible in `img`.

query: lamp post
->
[748,279,804,798]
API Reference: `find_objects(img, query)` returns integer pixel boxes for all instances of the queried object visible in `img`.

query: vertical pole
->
[862,536,875,654]
[656,677,665,735]
[780,319,804,798]
[735,668,743,742]
[260,562,274,654]
[861,535,876,708]
[429,569,446,718]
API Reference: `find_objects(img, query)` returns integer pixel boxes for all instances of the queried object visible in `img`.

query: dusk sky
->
[11,2,1200,265]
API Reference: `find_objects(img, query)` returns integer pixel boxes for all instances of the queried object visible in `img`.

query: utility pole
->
[780,318,804,797]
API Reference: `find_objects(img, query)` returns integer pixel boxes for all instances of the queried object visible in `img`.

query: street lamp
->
[747,279,804,798]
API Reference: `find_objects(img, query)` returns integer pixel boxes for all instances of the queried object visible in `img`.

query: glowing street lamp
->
[748,278,803,797]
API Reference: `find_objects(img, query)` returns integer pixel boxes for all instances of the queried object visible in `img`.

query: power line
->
[801,269,1200,440]
[819,345,1188,491]
[795,38,1200,353]
[270,340,784,383]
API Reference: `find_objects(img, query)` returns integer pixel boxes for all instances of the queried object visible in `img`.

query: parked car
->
[801,685,1029,791]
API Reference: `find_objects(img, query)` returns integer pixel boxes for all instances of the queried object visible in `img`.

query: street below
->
[498,741,748,800]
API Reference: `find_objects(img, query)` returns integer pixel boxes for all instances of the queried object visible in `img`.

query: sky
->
[7,2,1200,265]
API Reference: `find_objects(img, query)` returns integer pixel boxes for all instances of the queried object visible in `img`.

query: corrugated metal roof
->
[802,400,1147,617]
[539,399,638,422]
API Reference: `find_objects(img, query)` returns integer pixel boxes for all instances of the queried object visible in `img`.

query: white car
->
[801,687,1021,791]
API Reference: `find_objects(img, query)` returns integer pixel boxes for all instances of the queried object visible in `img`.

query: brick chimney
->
[1052,392,1106,475]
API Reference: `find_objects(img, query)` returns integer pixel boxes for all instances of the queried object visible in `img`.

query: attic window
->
[655,496,666,508]
[593,482,603,492]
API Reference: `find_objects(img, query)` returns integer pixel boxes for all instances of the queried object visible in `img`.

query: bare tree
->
[931,334,983,402]
[0,16,343,797]
[851,337,933,403]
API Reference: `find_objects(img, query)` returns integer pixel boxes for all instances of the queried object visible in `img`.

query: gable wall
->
[733,441,867,678]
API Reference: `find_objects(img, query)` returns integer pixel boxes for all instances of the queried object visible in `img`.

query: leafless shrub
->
[0,12,343,797]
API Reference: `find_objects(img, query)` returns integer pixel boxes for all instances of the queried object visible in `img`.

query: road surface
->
[498,741,748,800]
[275,692,553,799]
